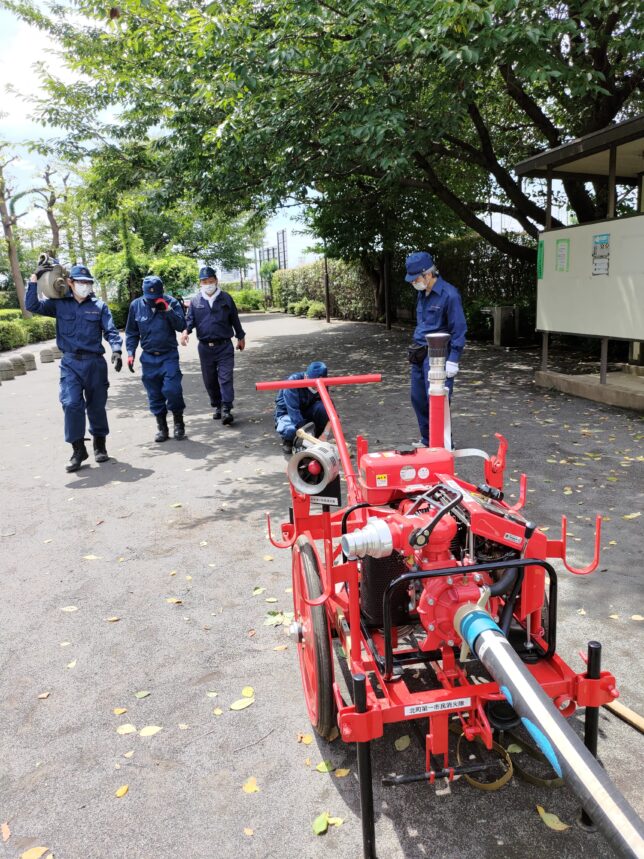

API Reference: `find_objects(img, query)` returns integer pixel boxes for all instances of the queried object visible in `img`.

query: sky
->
[0,7,318,269]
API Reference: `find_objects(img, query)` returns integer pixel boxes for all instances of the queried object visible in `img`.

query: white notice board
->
[537,214,644,339]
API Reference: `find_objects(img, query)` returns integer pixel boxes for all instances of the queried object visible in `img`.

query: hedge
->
[23,316,57,343]
[109,303,130,329]
[0,320,29,350]
[273,259,374,321]
[0,309,23,320]
[232,288,265,312]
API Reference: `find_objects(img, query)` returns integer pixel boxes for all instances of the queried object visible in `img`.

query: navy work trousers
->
[197,340,235,408]
[59,354,109,443]
[410,357,454,446]
[140,351,185,416]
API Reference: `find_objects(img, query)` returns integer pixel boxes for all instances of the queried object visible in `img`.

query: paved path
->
[0,314,642,859]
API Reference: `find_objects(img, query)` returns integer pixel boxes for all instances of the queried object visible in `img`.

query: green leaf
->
[312,811,330,835]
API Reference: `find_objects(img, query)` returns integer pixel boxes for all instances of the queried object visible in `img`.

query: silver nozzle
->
[341,517,393,560]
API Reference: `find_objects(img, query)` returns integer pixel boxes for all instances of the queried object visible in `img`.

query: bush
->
[233,288,265,312]
[294,298,311,316]
[307,301,326,319]
[0,308,22,320]
[109,303,130,329]
[23,316,56,343]
[0,320,29,351]
[287,301,298,315]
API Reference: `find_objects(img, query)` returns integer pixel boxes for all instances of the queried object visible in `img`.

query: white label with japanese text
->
[404,697,471,716]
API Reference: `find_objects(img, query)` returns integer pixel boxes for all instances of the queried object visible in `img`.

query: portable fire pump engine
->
[256,333,644,859]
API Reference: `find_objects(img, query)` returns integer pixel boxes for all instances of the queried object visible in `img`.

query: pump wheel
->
[292,535,337,739]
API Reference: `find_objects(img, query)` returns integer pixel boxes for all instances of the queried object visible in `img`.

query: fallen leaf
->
[60,641,70,647]
[506,743,524,754]
[123,750,134,758]
[608,613,619,620]
[116,724,137,735]
[115,784,129,798]
[265,597,278,603]
[179,723,189,730]
[252,586,266,596]
[165,597,183,605]
[273,644,288,651]
[134,690,150,699]
[312,811,330,835]
[243,827,254,836]
[623,512,641,520]
[44,539,53,544]
[20,849,49,859]
[536,805,570,830]
[242,776,260,794]
[297,732,313,745]
[169,570,177,576]
[241,686,254,698]
[170,502,182,508]
[577,608,586,616]
[83,554,101,560]
[206,691,218,698]
[263,554,274,562]
[113,708,127,715]
[199,540,208,547]
[139,725,163,738]
[61,605,78,612]
[304,757,311,767]
[37,692,50,700]
[394,735,411,752]
[334,768,350,778]
[67,659,77,669]
[213,707,223,716]
[185,575,192,581]
[1,821,10,842]
[230,698,254,711]
[105,616,120,623]
[328,816,344,826]
[315,760,335,773]
[631,615,644,621]
[247,629,256,637]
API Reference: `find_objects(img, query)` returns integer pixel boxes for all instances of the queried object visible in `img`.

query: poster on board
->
[592,233,610,276]
[555,238,570,272]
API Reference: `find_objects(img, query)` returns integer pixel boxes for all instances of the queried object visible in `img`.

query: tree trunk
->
[0,167,28,316]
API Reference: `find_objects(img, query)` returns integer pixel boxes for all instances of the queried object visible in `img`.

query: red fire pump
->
[256,333,644,859]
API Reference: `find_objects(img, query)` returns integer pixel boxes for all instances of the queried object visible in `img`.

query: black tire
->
[293,535,337,740]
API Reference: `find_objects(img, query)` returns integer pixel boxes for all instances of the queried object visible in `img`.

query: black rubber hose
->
[499,569,524,637]
[489,565,519,597]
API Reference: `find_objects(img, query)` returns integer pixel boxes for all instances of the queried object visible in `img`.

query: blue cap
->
[405,251,434,282]
[199,266,217,280]
[142,275,164,297]
[69,264,94,282]
[305,361,328,379]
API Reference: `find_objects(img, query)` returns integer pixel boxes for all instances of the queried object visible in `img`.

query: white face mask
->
[74,282,92,298]
[203,283,217,296]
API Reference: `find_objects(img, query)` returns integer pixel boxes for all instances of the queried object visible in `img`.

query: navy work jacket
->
[185,291,246,342]
[275,372,320,429]
[25,283,122,355]
[412,276,467,364]
[125,295,186,357]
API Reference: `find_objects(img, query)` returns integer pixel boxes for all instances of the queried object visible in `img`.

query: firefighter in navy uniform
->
[274,361,330,454]
[181,266,246,426]
[25,263,123,472]
[405,251,467,447]
[125,275,188,442]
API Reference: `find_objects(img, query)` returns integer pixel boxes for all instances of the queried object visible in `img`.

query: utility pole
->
[323,245,331,324]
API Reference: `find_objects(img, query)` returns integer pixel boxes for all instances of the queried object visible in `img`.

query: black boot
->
[155,412,169,443]
[172,411,186,440]
[222,406,234,426]
[93,436,109,463]
[66,439,89,472]
[212,406,222,420]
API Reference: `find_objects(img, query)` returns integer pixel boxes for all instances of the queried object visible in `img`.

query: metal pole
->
[455,608,644,859]
[607,146,617,219]
[581,641,602,828]
[545,169,553,230]
[600,337,608,385]
[323,249,331,324]
[353,673,377,859]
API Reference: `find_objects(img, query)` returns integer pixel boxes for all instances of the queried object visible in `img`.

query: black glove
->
[35,252,54,280]
[111,352,123,372]
[127,356,135,373]
[154,297,169,312]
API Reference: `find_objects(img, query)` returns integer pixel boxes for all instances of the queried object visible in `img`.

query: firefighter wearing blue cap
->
[125,275,189,442]
[274,361,331,454]
[180,266,246,426]
[26,263,123,472]
[405,251,467,446]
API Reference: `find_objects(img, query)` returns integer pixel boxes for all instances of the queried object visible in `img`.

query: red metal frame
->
[255,373,617,776]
